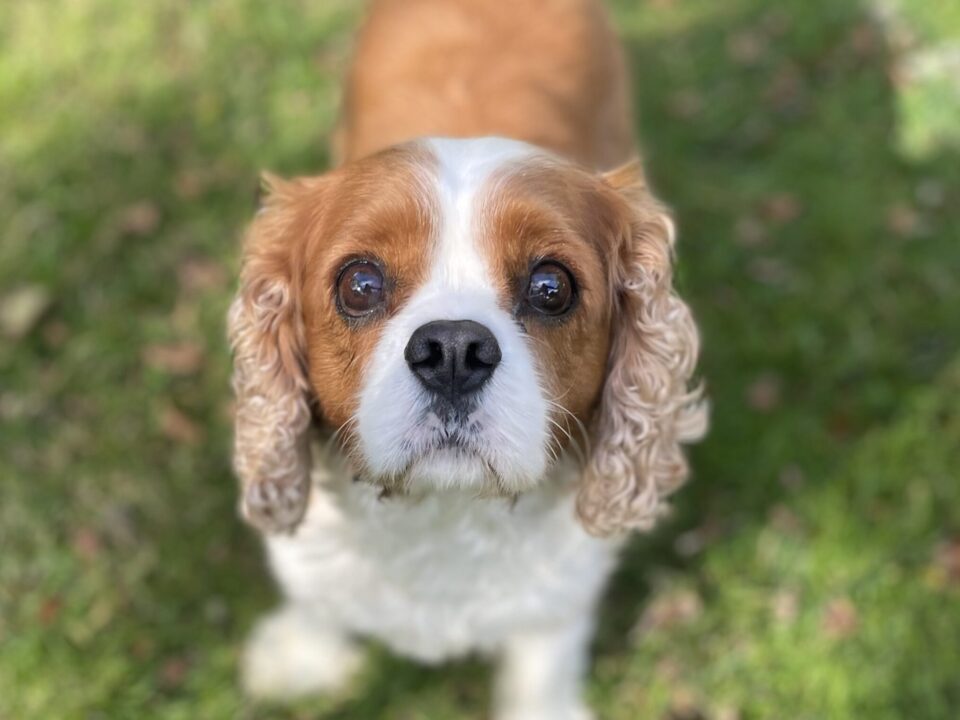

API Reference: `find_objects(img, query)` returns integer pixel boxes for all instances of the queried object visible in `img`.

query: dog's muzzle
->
[404,319,501,414]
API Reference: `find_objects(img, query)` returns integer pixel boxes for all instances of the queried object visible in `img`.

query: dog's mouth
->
[352,409,511,496]
[435,435,470,450]
[417,405,488,449]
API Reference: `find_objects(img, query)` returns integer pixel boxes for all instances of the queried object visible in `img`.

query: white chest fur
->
[263,446,621,663]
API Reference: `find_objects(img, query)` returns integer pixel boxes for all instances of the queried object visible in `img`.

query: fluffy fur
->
[227,1,707,717]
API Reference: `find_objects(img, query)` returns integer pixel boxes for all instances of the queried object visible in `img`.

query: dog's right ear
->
[576,162,708,537]
[227,173,324,533]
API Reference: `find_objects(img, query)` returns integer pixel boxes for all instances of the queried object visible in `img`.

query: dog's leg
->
[493,615,595,720]
[242,604,363,700]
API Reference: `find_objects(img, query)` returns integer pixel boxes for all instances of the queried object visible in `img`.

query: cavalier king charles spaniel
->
[229,0,707,717]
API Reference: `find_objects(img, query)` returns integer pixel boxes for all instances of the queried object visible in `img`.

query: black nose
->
[404,320,501,403]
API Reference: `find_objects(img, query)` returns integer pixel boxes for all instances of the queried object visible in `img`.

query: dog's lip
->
[420,408,484,449]
[435,435,470,450]
[418,433,490,465]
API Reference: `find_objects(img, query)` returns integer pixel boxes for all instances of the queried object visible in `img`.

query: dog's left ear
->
[227,173,324,533]
[576,161,708,537]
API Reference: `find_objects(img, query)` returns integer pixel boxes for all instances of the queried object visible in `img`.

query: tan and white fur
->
[229,1,707,718]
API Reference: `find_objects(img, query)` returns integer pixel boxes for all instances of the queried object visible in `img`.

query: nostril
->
[404,335,443,369]
[465,341,500,370]
[416,340,444,369]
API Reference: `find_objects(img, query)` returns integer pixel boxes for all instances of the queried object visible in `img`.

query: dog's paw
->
[241,476,309,534]
[494,705,596,720]
[242,607,363,700]
[496,706,594,720]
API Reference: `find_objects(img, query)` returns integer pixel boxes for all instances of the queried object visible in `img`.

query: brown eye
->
[526,262,574,316]
[336,260,385,317]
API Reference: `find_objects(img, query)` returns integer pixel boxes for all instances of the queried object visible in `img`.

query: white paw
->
[242,607,362,700]
[496,704,594,720]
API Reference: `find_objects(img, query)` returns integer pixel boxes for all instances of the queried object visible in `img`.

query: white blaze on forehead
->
[425,137,537,293]
[353,137,552,491]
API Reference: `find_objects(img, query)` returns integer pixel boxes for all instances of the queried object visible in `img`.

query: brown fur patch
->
[478,158,630,457]
[253,144,438,441]
[337,0,634,170]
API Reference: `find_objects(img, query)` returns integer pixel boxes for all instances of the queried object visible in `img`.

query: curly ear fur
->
[576,162,708,537]
[227,174,317,534]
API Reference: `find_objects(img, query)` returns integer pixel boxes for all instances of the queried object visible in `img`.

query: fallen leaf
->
[727,30,767,66]
[673,529,707,558]
[158,655,190,691]
[771,589,799,624]
[41,319,69,348]
[827,408,855,440]
[711,285,737,308]
[38,595,63,626]
[143,341,205,376]
[160,404,204,445]
[886,203,921,237]
[168,298,201,335]
[734,216,767,246]
[760,8,791,37]
[99,501,140,547]
[746,373,781,412]
[822,597,859,639]
[667,90,703,119]
[673,515,724,558]
[666,688,706,720]
[119,201,161,236]
[654,658,682,683]
[761,192,802,224]
[71,527,102,562]
[177,257,227,294]
[764,64,807,115]
[174,169,209,200]
[848,22,880,58]
[636,588,703,636]
[768,503,803,535]
[0,285,52,339]
[929,537,960,588]
[205,540,230,563]
[778,464,805,491]
[715,707,742,720]
[747,257,791,285]
[131,636,154,660]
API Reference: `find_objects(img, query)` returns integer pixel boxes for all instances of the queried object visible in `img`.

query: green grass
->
[2,0,959,718]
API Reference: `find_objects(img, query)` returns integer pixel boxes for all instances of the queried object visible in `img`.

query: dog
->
[228,0,707,717]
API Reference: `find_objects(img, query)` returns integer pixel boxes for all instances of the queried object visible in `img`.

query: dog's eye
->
[526,262,574,316]
[337,260,385,317]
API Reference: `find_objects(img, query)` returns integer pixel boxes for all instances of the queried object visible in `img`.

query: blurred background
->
[2,0,959,718]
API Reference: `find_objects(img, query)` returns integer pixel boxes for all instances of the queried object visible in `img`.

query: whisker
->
[542,396,591,469]
[545,414,583,468]
[331,415,359,445]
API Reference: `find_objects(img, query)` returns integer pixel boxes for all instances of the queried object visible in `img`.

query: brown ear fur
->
[576,162,708,536]
[227,173,321,533]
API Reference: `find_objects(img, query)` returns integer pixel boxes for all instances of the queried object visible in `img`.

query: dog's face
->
[312,139,615,495]
[229,138,705,536]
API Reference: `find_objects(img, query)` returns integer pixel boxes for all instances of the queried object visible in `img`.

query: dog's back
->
[337,0,634,169]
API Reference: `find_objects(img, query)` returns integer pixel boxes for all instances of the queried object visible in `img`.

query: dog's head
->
[228,138,706,537]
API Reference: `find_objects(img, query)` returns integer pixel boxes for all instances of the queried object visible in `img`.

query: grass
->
[1,0,959,718]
